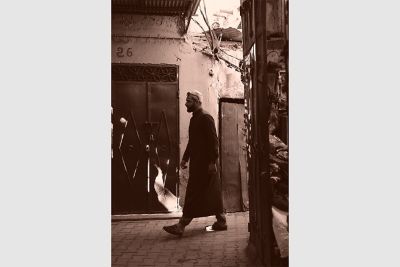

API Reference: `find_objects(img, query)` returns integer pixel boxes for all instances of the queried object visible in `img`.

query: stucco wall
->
[112,14,243,207]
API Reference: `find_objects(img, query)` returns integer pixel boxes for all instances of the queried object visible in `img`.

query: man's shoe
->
[163,224,184,236]
[211,222,228,231]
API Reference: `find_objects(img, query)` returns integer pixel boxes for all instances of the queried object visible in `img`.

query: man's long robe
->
[182,108,224,218]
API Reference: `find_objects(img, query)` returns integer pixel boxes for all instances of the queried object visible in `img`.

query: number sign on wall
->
[116,47,133,57]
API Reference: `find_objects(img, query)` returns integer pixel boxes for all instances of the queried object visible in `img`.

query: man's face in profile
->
[185,95,198,113]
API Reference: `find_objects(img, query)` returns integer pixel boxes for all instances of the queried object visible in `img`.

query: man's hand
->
[180,160,188,169]
[208,163,217,173]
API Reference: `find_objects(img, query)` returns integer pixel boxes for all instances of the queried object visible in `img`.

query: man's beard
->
[186,106,194,112]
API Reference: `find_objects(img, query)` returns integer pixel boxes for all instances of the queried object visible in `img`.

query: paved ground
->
[112,211,264,266]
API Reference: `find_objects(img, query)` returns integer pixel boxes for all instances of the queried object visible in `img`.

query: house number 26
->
[116,47,133,57]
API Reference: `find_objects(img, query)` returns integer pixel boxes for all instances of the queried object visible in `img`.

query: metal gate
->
[111,64,179,214]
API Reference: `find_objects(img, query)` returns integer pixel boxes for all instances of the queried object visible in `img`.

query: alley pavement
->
[112,211,264,266]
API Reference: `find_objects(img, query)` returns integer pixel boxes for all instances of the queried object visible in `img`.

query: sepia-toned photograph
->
[4,1,400,266]
[111,0,288,266]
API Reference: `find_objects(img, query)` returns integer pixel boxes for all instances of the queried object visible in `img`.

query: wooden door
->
[220,101,249,212]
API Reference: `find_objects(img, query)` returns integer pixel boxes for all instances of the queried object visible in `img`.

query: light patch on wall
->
[179,41,193,54]
[209,60,244,99]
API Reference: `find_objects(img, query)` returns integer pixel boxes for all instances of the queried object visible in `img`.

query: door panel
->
[112,81,148,213]
[148,83,179,195]
[221,102,246,212]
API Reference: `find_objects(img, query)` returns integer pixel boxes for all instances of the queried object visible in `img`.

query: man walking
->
[163,90,227,236]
